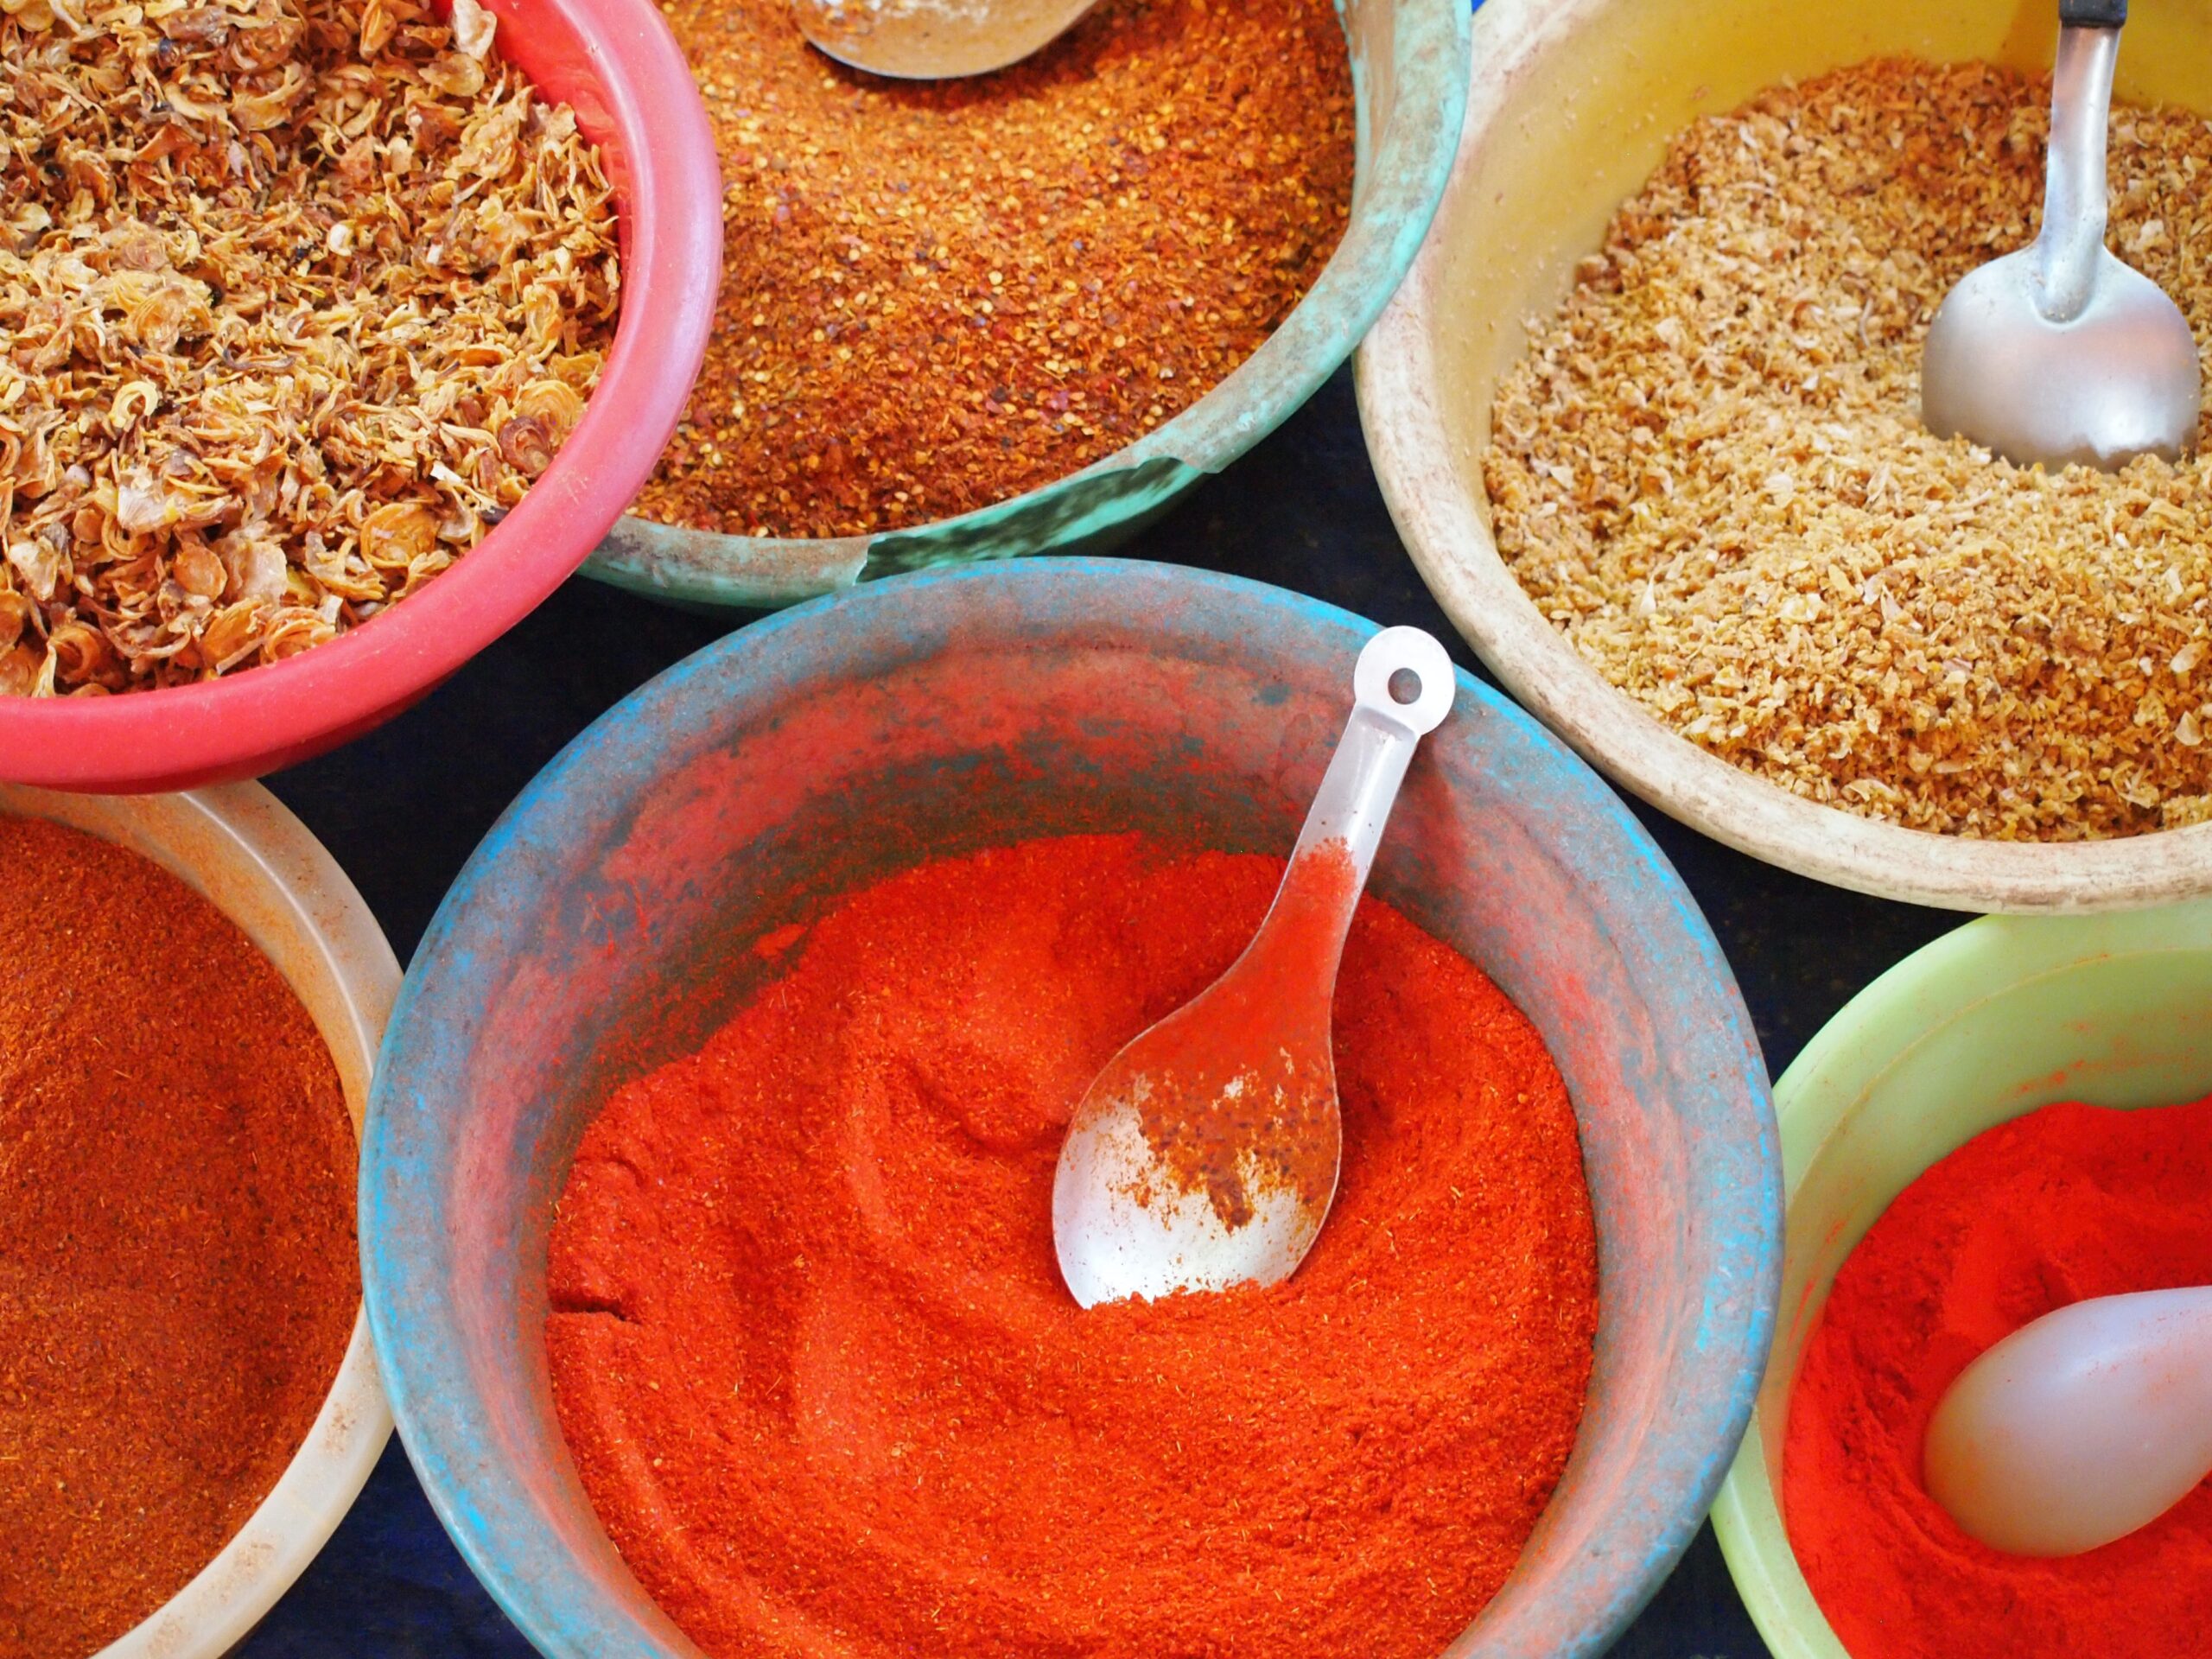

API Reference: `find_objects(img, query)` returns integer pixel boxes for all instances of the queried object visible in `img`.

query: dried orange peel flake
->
[0,0,620,696]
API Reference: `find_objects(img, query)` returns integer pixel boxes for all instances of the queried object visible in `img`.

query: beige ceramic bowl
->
[0,783,398,1659]
[1357,0,2212,912]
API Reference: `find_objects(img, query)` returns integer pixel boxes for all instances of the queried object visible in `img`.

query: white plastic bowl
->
[0,783,398,1659]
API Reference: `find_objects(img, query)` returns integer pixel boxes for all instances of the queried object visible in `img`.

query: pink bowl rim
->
[0,0,722,791]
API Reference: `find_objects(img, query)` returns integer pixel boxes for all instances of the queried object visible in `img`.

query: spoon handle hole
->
[1352,627,1455,736]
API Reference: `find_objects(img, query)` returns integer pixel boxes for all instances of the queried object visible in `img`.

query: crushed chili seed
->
[0,0,619,697]
[635,0,1356,541]
[1486,59,2212,841]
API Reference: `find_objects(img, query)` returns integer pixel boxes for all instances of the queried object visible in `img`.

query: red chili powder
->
[1784,1096,2212,1659]
[0,816,359,1659]
[546,833,1598,1659]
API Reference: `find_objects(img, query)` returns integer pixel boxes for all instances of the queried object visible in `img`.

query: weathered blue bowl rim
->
[363,556,1781,1659]
[578,0,1476,610]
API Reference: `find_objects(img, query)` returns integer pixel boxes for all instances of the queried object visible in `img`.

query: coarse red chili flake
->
[633,0,1357,541]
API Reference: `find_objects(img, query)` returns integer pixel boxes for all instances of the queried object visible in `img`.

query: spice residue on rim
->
[1486,58,2212,840]
[635,0,1357,540]
[0,0,619,696]
[0,816,360,1659]
[546,834,1598,1659]
[1784,1096,2212,1659]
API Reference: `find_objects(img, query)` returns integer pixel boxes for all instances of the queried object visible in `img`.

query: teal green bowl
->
[361,560,1777,1659]
[1711,900,2212,1657]
[582,0,1471,610]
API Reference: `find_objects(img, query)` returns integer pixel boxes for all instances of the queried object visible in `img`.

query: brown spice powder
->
[0,0,619,696]
[637,0,1356,540]
[1486,59,2212,841]
[0,817,359,1659]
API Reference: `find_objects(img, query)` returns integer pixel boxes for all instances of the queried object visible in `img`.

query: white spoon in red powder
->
[1051,627,1456,1308]
[1925,1286,2212,1555]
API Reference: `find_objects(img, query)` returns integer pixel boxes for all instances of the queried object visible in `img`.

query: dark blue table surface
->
[245,364,1954,1658]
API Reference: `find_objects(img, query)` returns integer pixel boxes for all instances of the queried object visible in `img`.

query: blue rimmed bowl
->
[582,0,1471,610]
[360,558,1779,1657]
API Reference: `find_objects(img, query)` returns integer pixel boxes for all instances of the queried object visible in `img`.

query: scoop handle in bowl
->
[2061,0,2125,26]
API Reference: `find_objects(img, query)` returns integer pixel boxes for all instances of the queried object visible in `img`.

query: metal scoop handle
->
[1235,627,1457,1006]
[1291,627,1456,889]
[2039,0,2125,321]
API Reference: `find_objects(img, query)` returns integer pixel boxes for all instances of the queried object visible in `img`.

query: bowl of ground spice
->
[1709,897,2212,1659]
[0,782,398,1659]
[581,0,1469,609]
[359,559,1779,1659]
[1358,0,2212,910]
[0,0,721,792]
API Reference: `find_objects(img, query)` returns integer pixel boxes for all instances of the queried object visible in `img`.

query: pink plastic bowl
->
[0,0,722,793]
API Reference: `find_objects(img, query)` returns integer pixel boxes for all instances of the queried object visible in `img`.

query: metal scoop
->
[1924,1287,2212,1555]
[791,0,1098,79]
[1921,0,2200,470]
[1050,627,1456,1309]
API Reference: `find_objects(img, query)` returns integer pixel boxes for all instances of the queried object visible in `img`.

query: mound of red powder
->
[1785,1095,2212,1659]
[546,834,1598,1659]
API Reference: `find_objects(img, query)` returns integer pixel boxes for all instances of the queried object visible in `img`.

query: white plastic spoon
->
[1923,1287,2212,1555]
[1050,627,1456,1309]
[791,0,1099,79]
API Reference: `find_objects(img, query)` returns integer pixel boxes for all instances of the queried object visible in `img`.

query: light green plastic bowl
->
[580,0,1471,610]
[1712,900,2212,1657]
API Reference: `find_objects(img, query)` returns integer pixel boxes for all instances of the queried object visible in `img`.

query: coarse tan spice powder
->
[1485,59,2212,841]
[0,817,359,1659]
[635,0,1356,540]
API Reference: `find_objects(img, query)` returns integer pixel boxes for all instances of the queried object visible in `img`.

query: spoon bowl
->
[1923,1287,2212,1556]
[1923,248,2200,469]
[1052,626,1455,1307]
[792,0,1099,79]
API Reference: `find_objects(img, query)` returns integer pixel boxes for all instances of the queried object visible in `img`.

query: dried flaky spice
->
[638,0,1355,541]
[1486,59,2212,842]
[0,0,618,696]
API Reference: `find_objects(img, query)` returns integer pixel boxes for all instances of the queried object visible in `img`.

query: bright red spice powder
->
[1784,1095,2212,1659]
[546,833,1598,1659]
